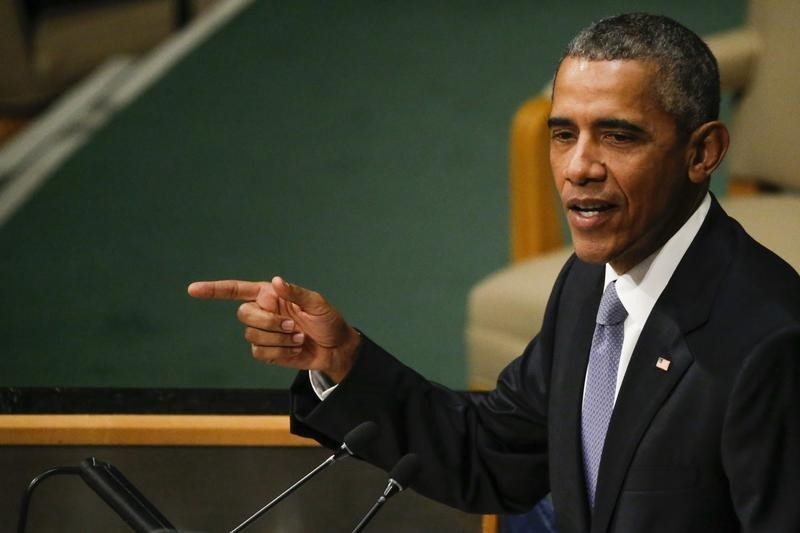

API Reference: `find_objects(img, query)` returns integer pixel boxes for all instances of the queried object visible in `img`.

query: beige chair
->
[0,0,185,112]
[466,0,800,391]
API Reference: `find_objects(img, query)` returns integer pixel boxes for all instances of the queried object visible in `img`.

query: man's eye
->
[605,132,634,143]
[550,130,574,141]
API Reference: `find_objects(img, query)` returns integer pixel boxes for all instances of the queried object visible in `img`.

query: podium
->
[0,388,480,532]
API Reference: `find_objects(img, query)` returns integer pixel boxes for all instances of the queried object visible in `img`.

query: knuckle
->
[310,290,324,303]
[251,345,273,362]
[251,343,275,360]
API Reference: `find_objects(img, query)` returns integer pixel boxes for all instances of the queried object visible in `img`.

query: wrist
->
[325,327,362,383]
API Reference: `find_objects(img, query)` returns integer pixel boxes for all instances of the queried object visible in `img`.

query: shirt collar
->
[604,193,711,324]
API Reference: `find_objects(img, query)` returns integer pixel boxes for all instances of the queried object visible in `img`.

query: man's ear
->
[686,121,730,184]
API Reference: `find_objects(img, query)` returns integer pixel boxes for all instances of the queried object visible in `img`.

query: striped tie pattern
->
[580,280,627,507]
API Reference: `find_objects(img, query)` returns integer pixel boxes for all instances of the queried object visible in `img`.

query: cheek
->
[618,173,681,231]
[550,152,572,193]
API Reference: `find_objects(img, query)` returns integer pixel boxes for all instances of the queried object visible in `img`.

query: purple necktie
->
[581,280,627,507]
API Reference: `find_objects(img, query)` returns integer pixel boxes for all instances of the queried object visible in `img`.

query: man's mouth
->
[568,202,616,218]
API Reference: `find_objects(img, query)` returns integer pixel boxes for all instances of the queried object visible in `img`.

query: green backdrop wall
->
[0,1,746,389]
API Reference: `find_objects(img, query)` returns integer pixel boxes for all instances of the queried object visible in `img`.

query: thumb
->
[271,276,330,316]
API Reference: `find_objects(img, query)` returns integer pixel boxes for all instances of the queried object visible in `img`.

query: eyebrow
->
[547,116,648,136]
[594,118,647,135]
[547,117,573,129]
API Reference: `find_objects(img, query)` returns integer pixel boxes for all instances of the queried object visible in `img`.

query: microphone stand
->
[350,483,395,533]
[230,453,338,533]
[350,453,419,533]
[229,421,378,533]
[18,458,174,533]
[17,466,81,533]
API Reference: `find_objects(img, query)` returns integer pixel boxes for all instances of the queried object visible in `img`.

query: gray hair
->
[560,13,720,133]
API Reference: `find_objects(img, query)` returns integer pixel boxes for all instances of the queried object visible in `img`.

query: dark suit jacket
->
[291,198,800,532]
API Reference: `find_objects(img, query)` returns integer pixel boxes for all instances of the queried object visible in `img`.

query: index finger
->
[187,280,263,301]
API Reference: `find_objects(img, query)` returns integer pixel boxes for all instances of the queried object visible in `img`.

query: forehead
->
[551,57,664,120]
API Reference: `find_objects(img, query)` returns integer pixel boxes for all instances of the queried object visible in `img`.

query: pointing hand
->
[188,276,360,383]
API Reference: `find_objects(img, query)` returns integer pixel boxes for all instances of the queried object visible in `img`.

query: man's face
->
[549,57,702,273]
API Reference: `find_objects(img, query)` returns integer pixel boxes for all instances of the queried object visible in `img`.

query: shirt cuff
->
[309,370,338,400]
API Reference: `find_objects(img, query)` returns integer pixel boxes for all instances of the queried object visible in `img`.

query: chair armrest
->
[705,27,761,92]
[510,95,562,262]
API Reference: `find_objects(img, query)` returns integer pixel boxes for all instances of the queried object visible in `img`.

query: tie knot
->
[597,281,627,325]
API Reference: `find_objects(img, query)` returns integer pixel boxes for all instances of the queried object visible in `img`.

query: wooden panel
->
[0,414,317,446]
[510,96,562,262]
[482,513,498,533]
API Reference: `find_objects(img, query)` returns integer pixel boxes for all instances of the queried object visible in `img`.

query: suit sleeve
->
[289,256,578,514]
[290,335,550,513]
[722,325,800,532]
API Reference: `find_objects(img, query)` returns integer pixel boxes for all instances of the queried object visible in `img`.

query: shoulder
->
[658,201,798,375]
[723,212,800,321]
[694,199,799,321]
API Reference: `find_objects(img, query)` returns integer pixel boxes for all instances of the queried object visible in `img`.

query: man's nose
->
[565,138,606,185]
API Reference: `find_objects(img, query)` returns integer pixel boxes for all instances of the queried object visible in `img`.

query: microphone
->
[351,453,420,533]
[78,458,176,533]
[230,420,379,533]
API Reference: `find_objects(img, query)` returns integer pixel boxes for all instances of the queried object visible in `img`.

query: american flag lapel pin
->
[656,356,671,371]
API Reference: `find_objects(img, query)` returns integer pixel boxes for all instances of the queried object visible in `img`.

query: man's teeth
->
[573,204,610,216]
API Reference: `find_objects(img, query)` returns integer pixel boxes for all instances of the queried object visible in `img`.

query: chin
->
[572,242,612,265]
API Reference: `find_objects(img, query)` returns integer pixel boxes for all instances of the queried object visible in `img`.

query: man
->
[189,13,800,532]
